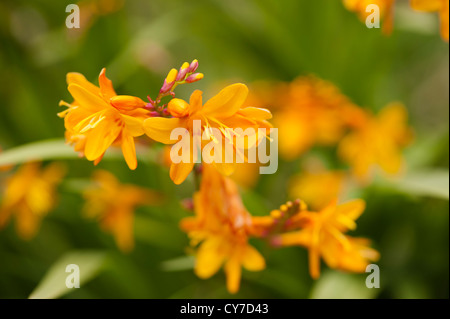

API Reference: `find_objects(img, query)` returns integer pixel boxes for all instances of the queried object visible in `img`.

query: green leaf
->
[28,250,107,299]
[160,256,195,272]
[310,271,378,299]
[385,169,449,200]
[0,139,79,166]
[0,139,157,166]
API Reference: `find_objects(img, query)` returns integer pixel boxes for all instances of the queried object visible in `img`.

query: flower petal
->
[98,68,116,100]
[84,115,122,161]
[203,83,248,119]
[143,117,185,144]
[68,83,110,113]
[121,132,138,170]
[194,237,226,279]
[238,107,272,120]
[241,245,265,271]
[66,72,100,96]
[224,256,242,294]
[170,161,195,185]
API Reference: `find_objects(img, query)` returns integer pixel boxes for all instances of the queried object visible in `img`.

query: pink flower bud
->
[160,79,175,94]
[185,73,203,83]
[188,59,199,73]
[176,62,190,81]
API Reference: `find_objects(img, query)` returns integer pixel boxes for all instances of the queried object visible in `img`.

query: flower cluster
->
[0,59,385,294]
[248,76,413,182]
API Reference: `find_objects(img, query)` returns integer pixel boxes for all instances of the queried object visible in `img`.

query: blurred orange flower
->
[58,68,149,170]
[83,170,160,253]
[0,162,65,240]
[411,0,449,41]
[277,199,379,279]
[338,102,413,181]
[272,76,360,160]
[180,164,265,294]
[143,84,272,184]
[289,169,346,211]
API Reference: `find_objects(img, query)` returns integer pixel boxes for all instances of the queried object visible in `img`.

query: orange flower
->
[58,68,149,170]
[143,84,272,184]
[289,169,346,211]
[180,164,265,294]
[83,170,160,252]
[0,162,65,240]
[338,103,413,181]
[411,0,449,41]
[272,76,360,160]
[277,199,379,279]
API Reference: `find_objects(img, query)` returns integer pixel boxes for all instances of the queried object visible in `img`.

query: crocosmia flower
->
[143,84,272,184]
[180,164,265,293]
[83,170,160,252]
[0,162,65,240]
[58,68,149,170]
[338,103,413,181]
[275,199,379,279]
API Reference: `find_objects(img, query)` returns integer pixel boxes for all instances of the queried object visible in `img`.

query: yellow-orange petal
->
[98,68,116,100]
[194,237,226,279]
[121,132,137,170]
[440,1,449,41]
[238,107,272,120]
[334,199,366,228]
[189,90,203,115]
[410,0,442,11]
[66,72,100,96]
[84,116,121,161]
[121,114,145,137]
[170,161,195,185]
[241,245,265,271]
[68,84,110,113]
[203,84,248,119]
[224,257,242,294]
[143,117,185,144]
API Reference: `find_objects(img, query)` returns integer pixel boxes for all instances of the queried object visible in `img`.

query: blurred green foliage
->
[0,0,448,299]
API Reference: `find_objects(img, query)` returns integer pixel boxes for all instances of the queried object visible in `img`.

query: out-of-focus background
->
[0,0,448,299]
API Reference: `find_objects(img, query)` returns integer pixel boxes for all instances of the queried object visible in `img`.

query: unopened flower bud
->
[168,98,190,117]
[189,59,199,73]
[185,73,203,83]
[110,95,146,111]
[176,62,190,81]
[166,68,178,83]
[160,79,174,94]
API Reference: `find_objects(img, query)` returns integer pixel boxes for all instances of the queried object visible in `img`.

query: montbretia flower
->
[289,168,346,211]
[58,68,150,170]
[272,76,361,160]
[410,0,449,41]
[180,164,265,294]
[143,84,272,184]
[338,103,413,181]
[0,162,65,240]
[83,170,160,252]
[275,199,379,279]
